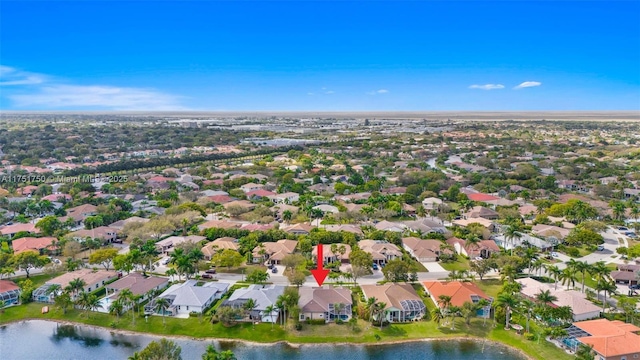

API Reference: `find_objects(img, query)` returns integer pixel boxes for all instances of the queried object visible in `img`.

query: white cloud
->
[10,85,187,110]
[468,84,504,90]
[2,65,187,110]
[514,81,542,89]
[367,89,390,95]
[324,90,334,94]
[307,92,315,96]
[0,65,47,86]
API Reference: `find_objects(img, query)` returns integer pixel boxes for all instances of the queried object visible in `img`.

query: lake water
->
[0,320,527,360]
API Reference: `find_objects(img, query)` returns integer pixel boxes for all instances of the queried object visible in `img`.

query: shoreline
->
[3,318,533,359]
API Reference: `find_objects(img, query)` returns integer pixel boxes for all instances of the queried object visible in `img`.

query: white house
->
[221,284,286,323]
[145,280,229,316]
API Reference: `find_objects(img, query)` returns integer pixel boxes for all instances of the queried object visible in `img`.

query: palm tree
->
[119,289,136,324]
[154,297,170,326]
[109,298,124,320]
[166,268,177,281]
[546,265,562,290]
[531,258,545,277]
[591,261,612,299]
[85,294,102,316]
[460,301,478,326]
[373,302,388,330]
[366,296,377,321]
[560,267,578,290]
[535,289,558,306]
[523,247,539,277]
[45,284,62,301]
[431,307,445,327]
[519,298,535,333]
[67,278,86,297]
[503,225,522,256]
[597,279,617,314]
[275,298,285,327]
[496,293,519,330]
[576,344,595,360]
[573,261,592,293]
[243,298,258,322]
[264,304,276,329]
[282,210,292,224]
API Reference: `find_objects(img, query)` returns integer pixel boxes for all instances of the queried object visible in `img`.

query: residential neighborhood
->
[0,115,639,360]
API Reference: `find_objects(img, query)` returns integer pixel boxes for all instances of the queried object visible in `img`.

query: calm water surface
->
[0,320,526,360]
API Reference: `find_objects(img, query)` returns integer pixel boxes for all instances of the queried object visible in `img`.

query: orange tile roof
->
[12,236,57,254]
[575,319,640,357]
[423,281,490,307]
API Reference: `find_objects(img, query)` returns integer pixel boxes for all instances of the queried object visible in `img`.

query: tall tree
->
[132,339,182,360]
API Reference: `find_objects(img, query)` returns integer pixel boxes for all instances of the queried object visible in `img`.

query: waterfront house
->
[298,286,353,322]
[563,319,640,359]
[99,273,169,313]
[221,284,285,323]
[360,284,426,322]
[0,280,21,307]
[423,281,491,317]
[33,269,118,303]
[145,280,229,316]
[516,278,600,321]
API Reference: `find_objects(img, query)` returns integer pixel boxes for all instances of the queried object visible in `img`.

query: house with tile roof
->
[463,206,499,220]
[201,237,239,260]
[312,244,351,264]
[298,286,353,322]
[516,278,600,321]
[62,203,98,226]
[99,273,169,313]
[361,284,426,322]
[567,319,640,359]
[252,239,298,265]
[33,269,118,303]
[69,226,120,243]
[11,236,57,255]
[446,237,500,259]
[423,281,492,317]
[402,237,445,262]
[358,240,402,265]
[0,223,40,238]
[0,279,21,307]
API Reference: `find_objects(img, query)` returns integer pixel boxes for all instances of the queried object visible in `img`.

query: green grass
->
[439,258,470,272]
[476,279,503,298]
[218,265,267,274]
[11,272,62,287]
[575,263,617,290]
[0,302,572,360]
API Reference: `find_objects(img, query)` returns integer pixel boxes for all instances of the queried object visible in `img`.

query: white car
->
[551,252,559,257]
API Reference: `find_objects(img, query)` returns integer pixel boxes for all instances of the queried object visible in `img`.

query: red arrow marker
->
[310,244,330,286]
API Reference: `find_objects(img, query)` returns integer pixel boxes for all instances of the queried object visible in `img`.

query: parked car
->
[630,284,640,290]
[161,258,170,265]
[267,263,274,269]
[551,252,559,257]
[618,226,629,231]
[205,269,216,274]
[201,274,213,279]
[597,245,605,251]
[271,267,278,274]
[372,263,379,270]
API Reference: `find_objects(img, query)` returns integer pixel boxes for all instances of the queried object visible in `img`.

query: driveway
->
[422,262,447,273]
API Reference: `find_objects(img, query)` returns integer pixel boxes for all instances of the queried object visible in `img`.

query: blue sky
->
[1,1,639,111]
